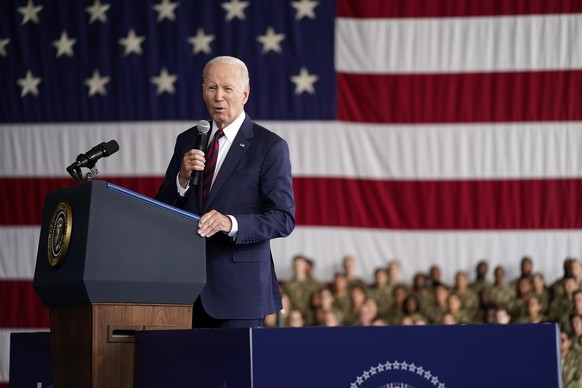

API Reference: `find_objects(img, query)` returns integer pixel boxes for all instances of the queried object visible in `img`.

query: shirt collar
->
[211,111,245,144]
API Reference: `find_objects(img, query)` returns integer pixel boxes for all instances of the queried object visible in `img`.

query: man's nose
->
[214,89,225,100]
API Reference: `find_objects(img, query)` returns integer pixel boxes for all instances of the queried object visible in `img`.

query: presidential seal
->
[350,359,446,388]
[47,201,72,268]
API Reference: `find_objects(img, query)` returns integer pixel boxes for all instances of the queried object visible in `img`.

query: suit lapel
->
[204,116,253,209]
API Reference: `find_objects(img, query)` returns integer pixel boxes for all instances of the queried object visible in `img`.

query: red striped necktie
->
[202,129,224,207]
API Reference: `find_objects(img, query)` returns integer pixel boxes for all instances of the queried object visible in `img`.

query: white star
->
[18,0,43,25]
[256,26,285,54]
[85,0,111,24]
[84,69,110,97]
[187,28,215,55]
[152,0,179,22]
[118,29,145,56]
[291,0,319,20]
[52,31,77,58]
[290,67,318,95]
[221,0,249,21]
[151,67,178,95]
[0,38,10,57]
[17,70,41,97]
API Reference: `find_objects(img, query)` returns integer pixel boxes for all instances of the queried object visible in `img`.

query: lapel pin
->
[239,143,245,148]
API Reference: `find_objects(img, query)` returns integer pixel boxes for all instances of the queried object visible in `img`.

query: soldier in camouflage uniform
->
[452,271,480,321]
[470,260,492,294]
[368,267,393,321]
[282,255,321,326]
[411,272,434,316]
[424,283,450,324]
[548,276,578,333]
[490,265,516,311]
[560,330,582,388]
[570,314,582,356]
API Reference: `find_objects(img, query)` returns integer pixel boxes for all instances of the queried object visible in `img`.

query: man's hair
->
[203,56,250,86]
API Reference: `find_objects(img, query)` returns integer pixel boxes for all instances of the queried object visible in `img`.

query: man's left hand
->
[198,210,232,238]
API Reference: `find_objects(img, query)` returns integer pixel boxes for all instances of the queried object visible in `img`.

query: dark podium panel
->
[134,324,562,388]
[33,180,205,387]
[34,180,205,305]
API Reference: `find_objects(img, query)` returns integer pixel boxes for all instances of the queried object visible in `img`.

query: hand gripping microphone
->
[190,120,211,187]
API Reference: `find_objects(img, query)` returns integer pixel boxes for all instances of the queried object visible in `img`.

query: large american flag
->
[1,0,582,384]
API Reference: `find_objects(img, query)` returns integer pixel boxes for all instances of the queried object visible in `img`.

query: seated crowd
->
[265,254,582,385]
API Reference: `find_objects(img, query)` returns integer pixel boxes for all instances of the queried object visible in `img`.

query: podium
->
[33,180,205,387]
[133,324,562,387]
[10,324,562,387]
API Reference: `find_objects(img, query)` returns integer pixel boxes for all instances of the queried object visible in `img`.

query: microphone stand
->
[66,156,100,183]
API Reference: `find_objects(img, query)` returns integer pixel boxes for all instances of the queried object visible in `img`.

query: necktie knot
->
[206,129,224,151]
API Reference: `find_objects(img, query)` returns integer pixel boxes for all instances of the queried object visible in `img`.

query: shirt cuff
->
[176,173,189,197]
[227,215,238,238]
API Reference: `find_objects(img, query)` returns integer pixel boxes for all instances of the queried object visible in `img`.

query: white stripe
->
[0,121,189,178]
[2,121,582,180]
[0,329,50,384]
[336,14,582,74]
[272,227,581,286]
[2,225,577,286]
[0,226,40,278]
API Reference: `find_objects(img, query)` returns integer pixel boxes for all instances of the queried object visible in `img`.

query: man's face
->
[203,63,249,129]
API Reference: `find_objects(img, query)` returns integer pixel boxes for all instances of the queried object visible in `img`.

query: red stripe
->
[338,0,582,18]
[0,177,163,225]
[293,177,582,230]
[3,176,582,229]
[337,71,582,124]
[0,280,49,328]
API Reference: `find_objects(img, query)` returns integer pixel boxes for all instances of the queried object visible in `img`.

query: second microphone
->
[190,120,211,187]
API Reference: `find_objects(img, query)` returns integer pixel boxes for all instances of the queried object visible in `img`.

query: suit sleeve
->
[234,136,296,244]
[155,136,187,208]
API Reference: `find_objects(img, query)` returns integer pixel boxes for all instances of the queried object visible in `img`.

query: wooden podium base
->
[49,303,192,388]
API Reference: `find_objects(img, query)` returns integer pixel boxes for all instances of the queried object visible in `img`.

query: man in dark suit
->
[156,56,296,328]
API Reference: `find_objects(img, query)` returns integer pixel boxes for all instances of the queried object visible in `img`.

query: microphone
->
[189,120,211,187]
[74,140,120,169]
[67,140,119,182]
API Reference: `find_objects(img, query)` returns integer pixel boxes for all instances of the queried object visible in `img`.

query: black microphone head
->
[103,140,120,156]
[197,120,211,135]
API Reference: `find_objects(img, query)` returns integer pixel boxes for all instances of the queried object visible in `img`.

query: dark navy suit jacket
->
[156,115,296,319]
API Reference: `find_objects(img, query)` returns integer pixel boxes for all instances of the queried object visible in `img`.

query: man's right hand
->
[179,149,206,188]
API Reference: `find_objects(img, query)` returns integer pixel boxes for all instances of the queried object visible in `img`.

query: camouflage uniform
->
[490,285,516,310]
[368,285,394,321]
[283,279,320,326]
[562,351,582,388]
